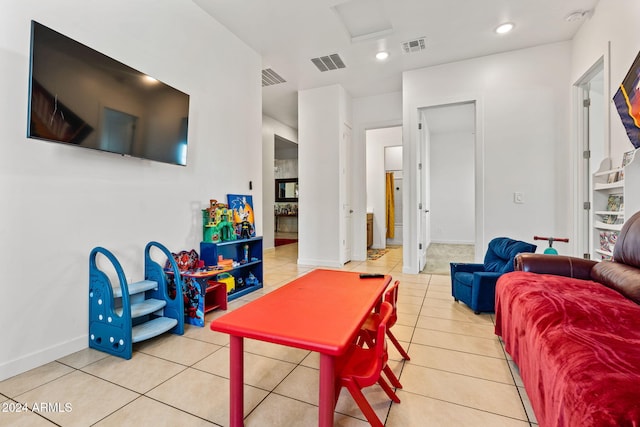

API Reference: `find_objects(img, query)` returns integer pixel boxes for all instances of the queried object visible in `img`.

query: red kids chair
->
[335,301,401,427]
[358,280,410,361]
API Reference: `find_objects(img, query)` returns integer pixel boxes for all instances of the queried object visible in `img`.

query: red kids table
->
[210,269,391,427]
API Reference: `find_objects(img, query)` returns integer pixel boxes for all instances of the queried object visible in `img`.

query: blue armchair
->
[450,237,536,314]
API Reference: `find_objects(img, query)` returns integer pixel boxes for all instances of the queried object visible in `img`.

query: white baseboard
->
[0,335,87,382]
[386,238,403,245]
[402,264,419,274]
[429,239,475,245]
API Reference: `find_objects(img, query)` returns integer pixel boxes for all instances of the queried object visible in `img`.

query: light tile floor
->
[0,244,538,426]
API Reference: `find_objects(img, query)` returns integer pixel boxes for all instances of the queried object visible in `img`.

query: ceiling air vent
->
[262,68,286,87]
[311,53,346,72]
[401,37,426,54]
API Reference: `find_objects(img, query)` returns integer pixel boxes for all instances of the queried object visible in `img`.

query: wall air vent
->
[311,53,346,72]
[401,37,427,54]
[262,68,286,87]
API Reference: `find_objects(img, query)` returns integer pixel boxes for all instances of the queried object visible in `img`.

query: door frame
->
[340,122,352,264]
[417,109,429,271]
[572,57,607,259]
[406,97,483,274]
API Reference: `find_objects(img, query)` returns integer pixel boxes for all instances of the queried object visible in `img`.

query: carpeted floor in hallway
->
[422,243,475,275]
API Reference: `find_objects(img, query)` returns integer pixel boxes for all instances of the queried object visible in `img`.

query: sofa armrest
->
[450,263,484,275]
[514,253,597,280]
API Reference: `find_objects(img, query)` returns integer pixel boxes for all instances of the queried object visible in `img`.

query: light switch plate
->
[514,192,524,204]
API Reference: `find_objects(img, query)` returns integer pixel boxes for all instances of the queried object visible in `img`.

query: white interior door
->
[577,63,605,259]
[418,110,430,271]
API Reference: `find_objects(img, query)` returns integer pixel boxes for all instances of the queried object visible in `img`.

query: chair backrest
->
[483,238,537,273]
[382,280,400,328]
[165,249,199,271]
[374,301,394,367]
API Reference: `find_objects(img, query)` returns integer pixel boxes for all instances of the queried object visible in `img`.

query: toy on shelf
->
[238,216,254,240]
[217,272,236,293]
[203,199,236,243]
[245,272,260,287]
[533,236,569,255]
[199,237,264,302]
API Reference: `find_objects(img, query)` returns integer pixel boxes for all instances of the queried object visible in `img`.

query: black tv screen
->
[27,21,190,166]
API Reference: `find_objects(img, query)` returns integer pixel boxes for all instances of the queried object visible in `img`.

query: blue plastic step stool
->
[88,241,184,359]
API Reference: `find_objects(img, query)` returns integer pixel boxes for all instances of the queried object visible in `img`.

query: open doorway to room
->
[274,135,299,247]
[420,102,476,274]
[365,126,403,260]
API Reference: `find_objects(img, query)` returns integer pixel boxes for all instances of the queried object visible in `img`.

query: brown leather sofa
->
[514,252,596,280]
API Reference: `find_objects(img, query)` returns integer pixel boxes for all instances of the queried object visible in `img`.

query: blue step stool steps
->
[89,241,184,359]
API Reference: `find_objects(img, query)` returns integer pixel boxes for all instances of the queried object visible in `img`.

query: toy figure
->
[216,206,236,241]
[236,207,255,239]
[239,219,254,240]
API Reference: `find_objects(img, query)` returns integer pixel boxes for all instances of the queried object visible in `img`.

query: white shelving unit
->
[592,149,640,260]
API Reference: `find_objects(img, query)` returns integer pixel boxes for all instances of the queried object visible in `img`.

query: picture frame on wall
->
[227,194,256,239]
[613,50,640,149]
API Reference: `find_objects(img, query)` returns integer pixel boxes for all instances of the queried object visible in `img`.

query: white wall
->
[430,131,475,243]
[365,126,402,249]
[403,42,572,273]
[385,146,403,171]
[298,85,345,266]
[261,115,298,249]
[0,0,262,380]
[352,92,403,260]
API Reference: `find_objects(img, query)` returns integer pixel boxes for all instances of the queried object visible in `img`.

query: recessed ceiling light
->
[495,22,514,34]
[376,51,389,61]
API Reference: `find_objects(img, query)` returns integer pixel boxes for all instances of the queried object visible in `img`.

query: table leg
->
[229,335,244,427]
[318,353,335,427]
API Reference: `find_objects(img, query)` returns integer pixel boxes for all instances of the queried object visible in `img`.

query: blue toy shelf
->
[200,236,263,302]
[88,241,184,359]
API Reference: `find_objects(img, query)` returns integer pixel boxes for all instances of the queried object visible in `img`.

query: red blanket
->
[495,271,640,427]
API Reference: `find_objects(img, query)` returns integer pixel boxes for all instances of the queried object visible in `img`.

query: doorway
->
[274,135,299,247]
[385,145,403,246]
[419,102,477,273]
[575,60,605,259]
[365,126,403,250]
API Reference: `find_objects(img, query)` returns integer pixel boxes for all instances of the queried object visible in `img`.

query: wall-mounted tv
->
[27,21,190,166]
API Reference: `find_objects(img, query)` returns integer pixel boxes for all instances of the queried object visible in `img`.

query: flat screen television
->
[27,20,190,166]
